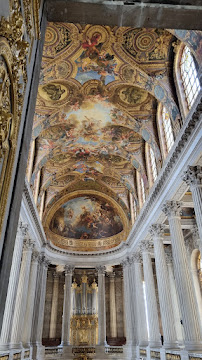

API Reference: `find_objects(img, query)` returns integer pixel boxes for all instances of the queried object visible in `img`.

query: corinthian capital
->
[96,265,106,275]
[162,201,182,218]
[23,238,34,251]
[183,166,202,187]
[64,265,74,275]
[132,252,142,263]
[140,240,153,252]
[149,224,165,238]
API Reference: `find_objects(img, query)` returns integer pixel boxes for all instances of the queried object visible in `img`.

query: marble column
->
[22,251,39,347]
[122,259,133,346]
[162,201,202,350]
[141,241,161,348]
[91,279,98,315]
[183,166,202,244]
[165,249,184,345]
[190,226,202,321]
[133,252,148,347]
[49,272,60,339]
[0,222,27,350]
[72,279,77,316]
[97,266,107,345]
[109,272,117,338]
[31,255,49,346]
[10,238,34,349]
[150,224,178,349]
[61,265,74,346]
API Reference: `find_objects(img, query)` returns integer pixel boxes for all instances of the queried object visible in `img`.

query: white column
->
[22,251,39,347]
[109,272,117,338]
[183,166,202,244]
[36,258,49,344]
[91,279,98,315]
[165,250,184,345]
[162,201,202,351]
[61,265,74,346]
[141,241,161,348]
[49,272,60,339]
[0,222,27,350]
[31,255,49,346]
[10,238,34,349]
[122,259,133,346]
[190,226,202,321]
[97,266,107,345]
[72,279,77,315]
[133,252,148,347]
[150,224,178,349]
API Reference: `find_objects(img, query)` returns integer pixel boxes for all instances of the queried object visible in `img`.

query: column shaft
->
[142,247,161,348]
[10,239,33,349]
[0,224,26,350]
[133,255,148,347]
[22,252,39,347]
[61,265,74,346]
[49,273,59,339]
[151,225,178,349]
[162,201,202,351]
[97,266,106,345]
[122,260,133,346]
[109,273,117,338]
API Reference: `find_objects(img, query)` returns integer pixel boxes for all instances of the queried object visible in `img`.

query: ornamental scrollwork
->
[0,0,40,235]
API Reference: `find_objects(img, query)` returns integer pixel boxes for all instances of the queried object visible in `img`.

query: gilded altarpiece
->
[70,275,98,346]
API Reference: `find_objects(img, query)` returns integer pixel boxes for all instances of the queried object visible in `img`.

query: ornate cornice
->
[23,178,46,246]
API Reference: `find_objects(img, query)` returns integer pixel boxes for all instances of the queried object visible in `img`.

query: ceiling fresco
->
[30,22,193,252]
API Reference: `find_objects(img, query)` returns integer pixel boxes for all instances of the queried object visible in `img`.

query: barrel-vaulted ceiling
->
[31,23,189,252]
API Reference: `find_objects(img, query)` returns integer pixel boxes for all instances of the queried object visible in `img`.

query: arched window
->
[140,177,146,204]
[180,46,200,110]
[149,146,157,183]
[162,106,174,153]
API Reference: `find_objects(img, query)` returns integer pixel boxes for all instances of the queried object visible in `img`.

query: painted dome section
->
[50,195,123,240]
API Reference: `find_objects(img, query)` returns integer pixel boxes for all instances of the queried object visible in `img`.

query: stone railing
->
[72,347,96,355]
[45,347,63,355]
[105,346,123,354]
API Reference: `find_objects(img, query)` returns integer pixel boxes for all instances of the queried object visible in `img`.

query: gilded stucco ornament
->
[0,0,40,235]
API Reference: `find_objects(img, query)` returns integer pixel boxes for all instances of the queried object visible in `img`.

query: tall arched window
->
[180,46,200,110]
[149,146,157,183]
[140,177,146,204]
[162,106,174,153]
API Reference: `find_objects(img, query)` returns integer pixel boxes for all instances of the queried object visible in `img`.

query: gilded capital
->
[183,166,202,188]
[162,201,182,218]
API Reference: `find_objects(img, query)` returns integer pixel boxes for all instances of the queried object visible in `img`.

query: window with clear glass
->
[162,107,174,153]
[140,177,146,204]
[180,46,200,109]
[149,146,157,182]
